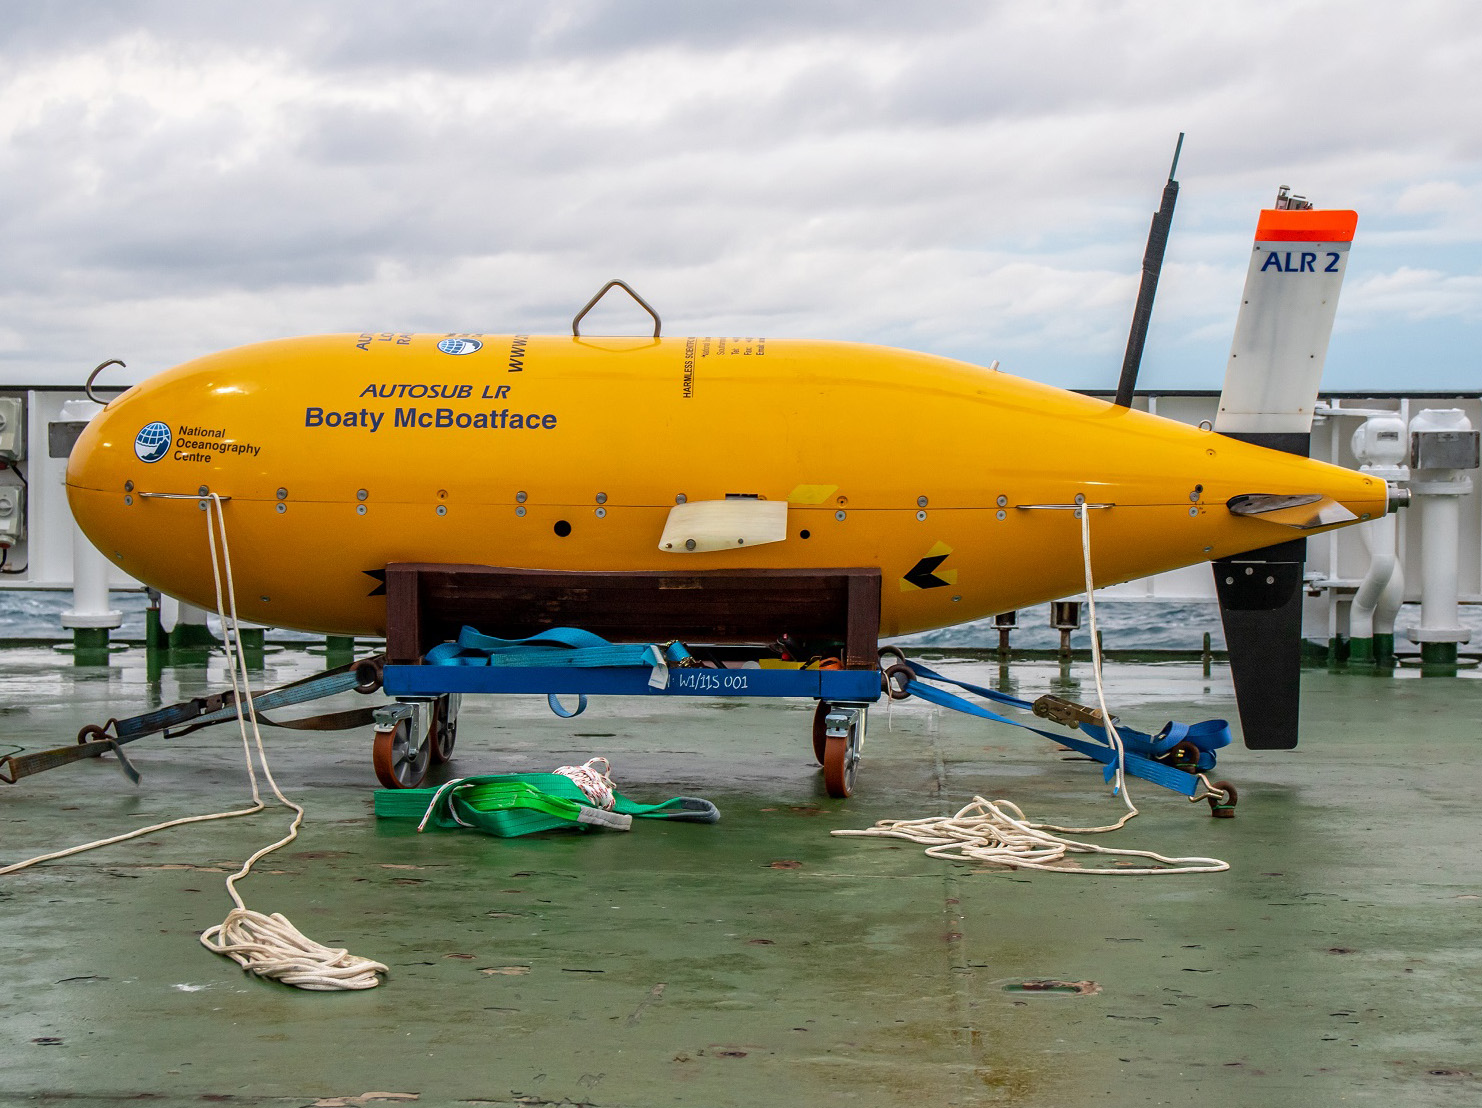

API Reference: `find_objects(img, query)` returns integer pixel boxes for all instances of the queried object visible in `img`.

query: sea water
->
[4,589,1477,652]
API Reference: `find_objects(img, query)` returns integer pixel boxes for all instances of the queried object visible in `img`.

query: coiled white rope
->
[835,796,1227,875]
[0,496,386,988]
[555,756,617,809]
[834,505,1229,876]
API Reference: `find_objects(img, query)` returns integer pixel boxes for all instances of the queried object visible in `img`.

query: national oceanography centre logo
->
[134,421,172,463]
[437,337,483,356]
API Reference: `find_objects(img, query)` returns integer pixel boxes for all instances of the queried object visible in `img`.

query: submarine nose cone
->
[63,390,152,561]
[65,397,132,495]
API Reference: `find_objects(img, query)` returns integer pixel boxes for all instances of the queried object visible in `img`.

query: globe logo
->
[134,421,172,463]
[437,338,483,356]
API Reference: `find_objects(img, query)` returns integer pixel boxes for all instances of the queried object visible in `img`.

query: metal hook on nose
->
[85,359,126,406]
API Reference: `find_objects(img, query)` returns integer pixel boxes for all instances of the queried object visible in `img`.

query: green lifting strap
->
[374,773,720,838]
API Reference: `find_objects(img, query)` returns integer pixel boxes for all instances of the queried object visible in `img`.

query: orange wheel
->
[822,734,856,797]
[812,702,829,764]
[373,719,430,789]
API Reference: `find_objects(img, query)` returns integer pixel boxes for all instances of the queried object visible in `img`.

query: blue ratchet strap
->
[899,660,1231,799]
[905,659,1230,768]
[1079,717,1232,773]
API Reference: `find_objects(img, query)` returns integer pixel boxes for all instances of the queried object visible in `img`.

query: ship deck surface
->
[1,644,1479,1106]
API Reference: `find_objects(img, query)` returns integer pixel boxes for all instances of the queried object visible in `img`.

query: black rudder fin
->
[1213,537,1305,750]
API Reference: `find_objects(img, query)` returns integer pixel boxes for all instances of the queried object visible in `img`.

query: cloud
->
[0,0,1480,389]
[1343,266,1482,323]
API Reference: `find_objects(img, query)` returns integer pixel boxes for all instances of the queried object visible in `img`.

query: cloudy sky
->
[2,0,1479,392]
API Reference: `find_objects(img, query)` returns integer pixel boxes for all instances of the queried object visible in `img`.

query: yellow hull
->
[67,333,1387,637]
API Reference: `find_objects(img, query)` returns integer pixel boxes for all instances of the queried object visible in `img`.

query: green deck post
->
[1421,641,1459,665]
[169,622,218,650]
[325,634,355,668]
[145,605,166,655]
[71,627,110,666]
[239,627,267,668]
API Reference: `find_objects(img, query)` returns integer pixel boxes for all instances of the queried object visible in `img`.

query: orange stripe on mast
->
[1255,208,1358,243]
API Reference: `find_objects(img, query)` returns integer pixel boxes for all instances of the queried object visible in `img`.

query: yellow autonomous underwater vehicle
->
[67,329,1382,638]
[62,174,1389,792]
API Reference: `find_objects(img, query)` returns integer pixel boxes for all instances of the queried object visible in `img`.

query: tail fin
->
[1214,191,1358,448]
[1212,191,1357,749]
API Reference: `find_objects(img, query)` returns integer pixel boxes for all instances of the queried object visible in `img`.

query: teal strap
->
[426,626,660,668]
[424,627,696,713]
[547,693,588,718]
[611,794,721,822]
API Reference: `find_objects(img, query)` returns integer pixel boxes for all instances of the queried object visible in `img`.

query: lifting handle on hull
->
[572,279,662,339]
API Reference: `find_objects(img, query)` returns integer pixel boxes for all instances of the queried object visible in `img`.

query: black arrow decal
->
[363,568,387,597]
[902,554,951,590]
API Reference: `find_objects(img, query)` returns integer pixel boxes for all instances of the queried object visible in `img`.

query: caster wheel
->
[823,733,859,798]
[373,719,430,789]
[822,708,864,799]
[429,697,458,764]
[812,701,829,765]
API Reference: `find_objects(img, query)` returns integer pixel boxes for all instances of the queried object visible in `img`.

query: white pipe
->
[60,523,122,629]
[157,596,212,633]
[1375,552,1404,636]
[58,397,122,632]
[1407,408,1474,648]
[1348,411,1409,647]
[1349,514,1396,640]
[1418,492,1466,639]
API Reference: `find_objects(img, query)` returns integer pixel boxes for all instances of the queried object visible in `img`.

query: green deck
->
[1,645,1479,1106]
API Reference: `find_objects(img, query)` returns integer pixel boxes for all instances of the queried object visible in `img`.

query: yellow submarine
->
[66,328,1384,641]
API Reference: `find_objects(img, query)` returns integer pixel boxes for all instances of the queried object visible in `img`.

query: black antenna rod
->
[1113,132,1183,408]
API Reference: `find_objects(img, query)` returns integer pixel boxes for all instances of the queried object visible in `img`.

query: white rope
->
[834,505,1229,876]
[199,909,387,990]
[195,494,386,989]
[0,804,265,877]
[416,777,471,831]
[1072,502,1137,832]
[833,796,1227,875]
[0,496,386,988]
[555,756,617,809]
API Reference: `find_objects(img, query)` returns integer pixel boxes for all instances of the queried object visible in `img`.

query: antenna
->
[1112,133,1183,409]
